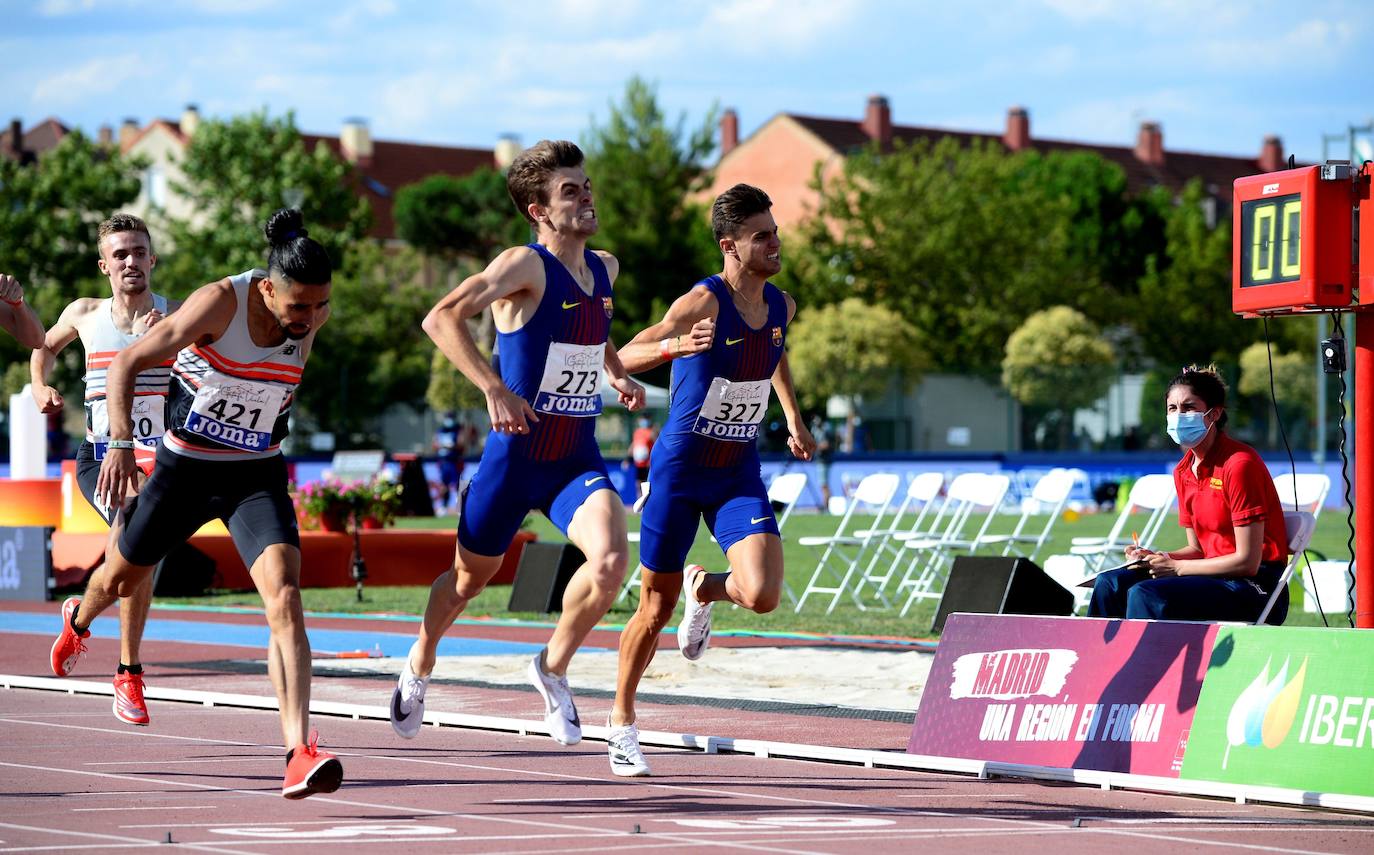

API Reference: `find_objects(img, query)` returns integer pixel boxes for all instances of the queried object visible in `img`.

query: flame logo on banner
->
[1222,655,1308,769]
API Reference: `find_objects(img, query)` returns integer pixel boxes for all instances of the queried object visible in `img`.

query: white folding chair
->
[1255,510,1317,626]
[848,472,946,605]
[1069,473,1175,571]
[978,468,1079,563]
[1042,553,1093,615]
[1273,473,1330,518]
[794,472,902,613]
[895,473,1013,616]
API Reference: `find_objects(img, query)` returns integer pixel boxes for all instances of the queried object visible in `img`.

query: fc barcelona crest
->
[602,296,614,319]
[771,326,783,346]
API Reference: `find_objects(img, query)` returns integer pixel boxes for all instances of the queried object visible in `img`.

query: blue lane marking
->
[0,611,591,657]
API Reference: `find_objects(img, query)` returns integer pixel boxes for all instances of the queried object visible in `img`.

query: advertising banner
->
[909,614,1217,776]
[1180,625,1374,797]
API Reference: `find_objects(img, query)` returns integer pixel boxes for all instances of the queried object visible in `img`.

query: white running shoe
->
[606,716,650,777]
[390,652,429,740]
[528,651,581,745]
[677,564,714,661]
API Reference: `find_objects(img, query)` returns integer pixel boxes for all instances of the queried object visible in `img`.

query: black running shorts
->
[118,444,300,570]
[75,441,115,525]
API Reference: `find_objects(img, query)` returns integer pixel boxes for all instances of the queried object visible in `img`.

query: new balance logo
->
[281,345,297,355]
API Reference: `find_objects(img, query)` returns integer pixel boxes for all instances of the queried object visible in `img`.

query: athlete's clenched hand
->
[610,375,645,412]
[486,385,539,435]
[679,318,714,355]
[786,419,816,461]
[95,447,138,513]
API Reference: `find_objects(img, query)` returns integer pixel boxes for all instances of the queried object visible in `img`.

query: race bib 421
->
[184,374,287,452]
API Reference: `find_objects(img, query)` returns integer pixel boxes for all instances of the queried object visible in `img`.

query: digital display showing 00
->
[1239,193,1301,288]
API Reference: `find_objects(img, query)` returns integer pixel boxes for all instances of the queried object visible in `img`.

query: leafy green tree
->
[394,169,528,264]
[0,131,144,372]
[1002,306,1117,449]
[159,111,371,290]
[1135,180,1256,368]
[1238,341,1314,449]
[784,138,1148,373]
[426,348,487,414]
[582,76,719,348]
[786,298,926,413]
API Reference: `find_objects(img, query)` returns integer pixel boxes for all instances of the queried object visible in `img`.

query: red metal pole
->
[1359,310,1374,628]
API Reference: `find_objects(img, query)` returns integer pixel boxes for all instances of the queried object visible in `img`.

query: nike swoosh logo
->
[751,516,769,524]
[562,300,580,309]
[725,337,744,345]
[391,691,413,721]
[584,476,607,487]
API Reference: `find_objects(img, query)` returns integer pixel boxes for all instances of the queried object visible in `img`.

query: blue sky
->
[7,0,1371,164]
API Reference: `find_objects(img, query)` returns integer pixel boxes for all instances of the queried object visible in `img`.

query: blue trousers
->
[1088,562,1287,625]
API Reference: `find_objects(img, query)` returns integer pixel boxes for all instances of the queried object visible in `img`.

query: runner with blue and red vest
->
[47,208,344,799]
[389,140,645,748]
[31,213,179,728]
[604,184,816,776]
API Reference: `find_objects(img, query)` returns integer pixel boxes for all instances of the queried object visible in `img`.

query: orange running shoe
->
[50,597,90,677]
[282,731,343,799]
[112,671,150,726]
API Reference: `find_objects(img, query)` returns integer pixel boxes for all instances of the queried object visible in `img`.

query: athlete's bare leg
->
[409,544,504,677]
[546,489,629,675]
[694,532,784,614]
[610,565,682,726]
[248,543,311,750]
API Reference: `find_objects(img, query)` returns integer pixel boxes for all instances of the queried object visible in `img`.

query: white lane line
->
[0,821,252,855]
[85,758,268,766]
[74,806,217,812]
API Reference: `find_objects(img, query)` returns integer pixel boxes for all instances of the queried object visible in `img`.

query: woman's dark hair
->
[264,208,332,285]
[1167,363,1229,428]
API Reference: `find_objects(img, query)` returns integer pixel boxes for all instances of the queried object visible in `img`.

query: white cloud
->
[328,0,399,31]
[706,0,863,51]
[37,0,96,15]
[31,55,149,104]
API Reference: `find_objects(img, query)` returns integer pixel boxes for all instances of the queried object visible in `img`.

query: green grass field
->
[156,507,1361,638]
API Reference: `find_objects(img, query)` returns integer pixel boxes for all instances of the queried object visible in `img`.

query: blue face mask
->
[1166,409,1212,448]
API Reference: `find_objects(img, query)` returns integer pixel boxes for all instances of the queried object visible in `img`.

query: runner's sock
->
[70,606,85,635]
[285,748,295,766]
[117,663,143,675]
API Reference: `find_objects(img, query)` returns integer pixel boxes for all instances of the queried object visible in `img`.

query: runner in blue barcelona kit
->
[390,140,645,747]
[604,184,816,776]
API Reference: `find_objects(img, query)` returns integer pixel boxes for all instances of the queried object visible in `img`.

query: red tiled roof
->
[2,117,69,163]
[788,114,1264,197]
[303,134,495,240]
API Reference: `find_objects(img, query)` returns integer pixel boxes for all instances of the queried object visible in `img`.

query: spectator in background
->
[630,415,655,484]
[810,414,833,506]
[433,413,473,514]
[1089,364,1290,624]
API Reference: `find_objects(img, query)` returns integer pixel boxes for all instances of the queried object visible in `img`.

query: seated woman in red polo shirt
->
[1089,364,1290,624]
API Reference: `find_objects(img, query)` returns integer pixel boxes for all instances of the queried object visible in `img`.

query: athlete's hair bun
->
[264,208,308,247]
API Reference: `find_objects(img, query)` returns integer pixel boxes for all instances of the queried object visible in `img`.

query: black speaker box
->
[932,556,1074,633]
[507,541,586,613]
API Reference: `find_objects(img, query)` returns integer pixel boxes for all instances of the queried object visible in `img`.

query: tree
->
[1135,180,1256,368]
[0,132,145,375]
[1238,341,1315,449]
[394,169,528,265]
[1002,306,1117,449]
[786,298,926,413]
[426,347,487,414]
[159,111,371,291]
[784,138,1152,374]
[582,77,719,349]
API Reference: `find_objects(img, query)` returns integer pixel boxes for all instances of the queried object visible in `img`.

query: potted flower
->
[358,477,402,529]
[294,478,351,532]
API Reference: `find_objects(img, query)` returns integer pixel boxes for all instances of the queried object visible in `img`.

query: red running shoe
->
[282,731,343,799]
[50,597,89,677]
[112,671,150,726]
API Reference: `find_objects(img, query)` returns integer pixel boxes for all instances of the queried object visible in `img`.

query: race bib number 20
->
[693,377,771,442]
[184,373,288,452]
[89,396,165,460]
[534,342,605,417]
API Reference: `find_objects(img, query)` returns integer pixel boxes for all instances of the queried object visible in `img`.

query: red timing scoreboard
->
[1232,164,1355,316]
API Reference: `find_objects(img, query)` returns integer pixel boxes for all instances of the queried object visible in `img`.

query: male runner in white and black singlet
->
[389,140,645,747]
[1,273,44,349]
[48,209,344,799]
[32,214,178,727]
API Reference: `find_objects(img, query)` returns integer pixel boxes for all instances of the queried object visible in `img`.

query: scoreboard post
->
[1232,161,1373,628]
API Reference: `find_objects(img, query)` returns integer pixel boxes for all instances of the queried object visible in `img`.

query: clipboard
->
[1075,559,1150,588]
